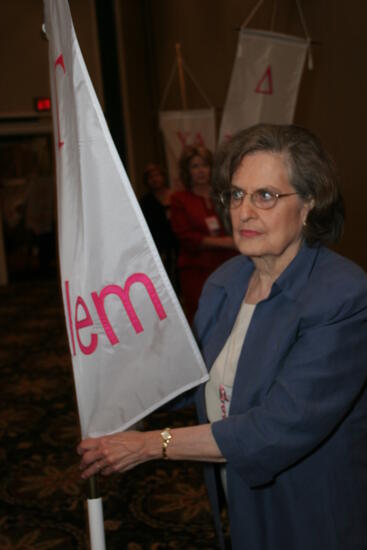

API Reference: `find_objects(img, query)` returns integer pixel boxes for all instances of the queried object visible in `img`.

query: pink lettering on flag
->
[92,273,167,343]
[176,131,191,148]
[75,296,98,355]
[65,280,76,356]
[55,53,66,73]
[255,65,273,95]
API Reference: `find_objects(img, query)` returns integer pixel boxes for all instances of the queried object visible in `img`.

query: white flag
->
[219,29,308,143]
[159,109,216,188]
[43,0,208,438]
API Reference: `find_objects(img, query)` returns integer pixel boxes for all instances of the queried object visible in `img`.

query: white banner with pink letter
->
[159,109,216,188]
[219,29,308,144]
[44,0,208,440]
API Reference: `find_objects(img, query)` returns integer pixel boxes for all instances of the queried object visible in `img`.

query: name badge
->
[205,216,220,235]
[219,384,232,419]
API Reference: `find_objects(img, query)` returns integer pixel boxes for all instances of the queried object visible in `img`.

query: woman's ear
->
[306,197,315,214]
[302,198,315,226]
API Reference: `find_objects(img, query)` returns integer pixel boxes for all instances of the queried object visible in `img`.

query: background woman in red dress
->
[171,145,237,323]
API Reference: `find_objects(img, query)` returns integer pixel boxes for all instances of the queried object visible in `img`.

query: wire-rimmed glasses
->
[219,187,298,210]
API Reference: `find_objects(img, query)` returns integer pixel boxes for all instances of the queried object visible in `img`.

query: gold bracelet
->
[160,427,172,459]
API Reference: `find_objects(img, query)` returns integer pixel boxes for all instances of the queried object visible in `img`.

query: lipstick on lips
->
[239,229,261,237]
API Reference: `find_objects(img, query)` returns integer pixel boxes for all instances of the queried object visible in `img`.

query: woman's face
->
[189,155,211,187]
[230,151,313,267]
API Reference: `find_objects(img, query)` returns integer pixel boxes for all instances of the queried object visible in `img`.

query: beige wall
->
[0,0,103,117]
[117,0,367,270]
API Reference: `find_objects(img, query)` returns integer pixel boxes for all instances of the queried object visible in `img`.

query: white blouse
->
[205,301,256,496]
[205,301,256,422]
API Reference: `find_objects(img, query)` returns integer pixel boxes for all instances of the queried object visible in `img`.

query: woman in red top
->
[171,145,236,323]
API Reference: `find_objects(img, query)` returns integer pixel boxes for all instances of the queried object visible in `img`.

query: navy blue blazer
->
[194,244,367,550]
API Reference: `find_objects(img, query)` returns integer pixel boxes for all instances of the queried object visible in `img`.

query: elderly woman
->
[78,124,367,550]
[170,144,236,323]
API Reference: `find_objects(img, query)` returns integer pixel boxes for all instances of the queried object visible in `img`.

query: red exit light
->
[35,97,51,112]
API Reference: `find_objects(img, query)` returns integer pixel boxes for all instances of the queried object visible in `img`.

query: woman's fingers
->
[77,437,99,456]
[81,460,104,479]
[77,431,148,478]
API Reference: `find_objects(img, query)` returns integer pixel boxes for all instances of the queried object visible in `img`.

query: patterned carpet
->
[0,277,226,549]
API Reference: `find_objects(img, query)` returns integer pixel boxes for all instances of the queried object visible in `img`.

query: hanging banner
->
[159,109,216,188]
[44,0,208,439]
[219,29,308,144]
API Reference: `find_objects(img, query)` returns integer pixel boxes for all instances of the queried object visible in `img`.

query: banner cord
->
[181,59,214,108]
[270,0,277,31]
[241,0,264,28]
[159,56,214,110]
[240,0,314,71]
[295,0,314,70]
[159,62,178,110]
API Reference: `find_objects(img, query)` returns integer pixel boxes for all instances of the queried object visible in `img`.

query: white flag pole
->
[87,476,106,550]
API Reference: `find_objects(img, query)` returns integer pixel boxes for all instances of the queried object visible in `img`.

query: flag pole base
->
[87,476,106,550]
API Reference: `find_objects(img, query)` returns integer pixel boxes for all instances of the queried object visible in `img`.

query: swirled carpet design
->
[0,279,229,549]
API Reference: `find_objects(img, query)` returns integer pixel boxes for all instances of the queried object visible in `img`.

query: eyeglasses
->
[219,187,298,210]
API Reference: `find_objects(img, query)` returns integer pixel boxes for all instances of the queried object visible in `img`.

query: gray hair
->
[212,123,345,245]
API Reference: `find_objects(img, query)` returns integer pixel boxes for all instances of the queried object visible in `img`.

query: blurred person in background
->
[140,163,178,289]
[170,145,236,324]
